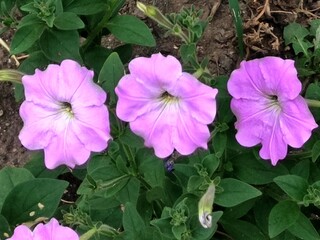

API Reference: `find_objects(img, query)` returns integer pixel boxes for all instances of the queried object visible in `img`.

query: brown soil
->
[0,0,319,168]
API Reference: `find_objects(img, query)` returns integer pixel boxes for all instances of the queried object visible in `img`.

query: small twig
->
[61,199,75,204]
[209,0,222,18]
[0,38,20,67]
[252,0,270,22]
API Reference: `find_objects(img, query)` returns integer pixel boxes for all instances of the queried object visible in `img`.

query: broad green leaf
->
[40,29,82,62]
[18,14,43,28]
[222,198,257,220]
[0,167,34,210]
[306,83,320,121]
[290,159,310,179]
[179,43,196,64]
[1,178,68,225]
[0,214,11,239]
[212,132,227,158]
[310,19,320,36]
[221,219,266,240]
[283,23,313,55]
[123,202,145,238]
[98,52,124,105]
[253,196,276,235]
[23,152,66,178]
[118,127,145,150]
[54,12,84,30]
[268,200,300,238]
[151,217,174,239]
[215,178,262,207]
[288,212,320,240]
[11,24,45,54]
[117,177,140,205]
[82,46,112,75]
[232,153,289,184]
[106,15,156,47]
[202,154,220,177]
[64,0,106,15]
[274,175,308,202]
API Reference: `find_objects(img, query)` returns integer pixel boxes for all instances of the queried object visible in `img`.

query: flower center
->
[61,101,74,117]
[160,91,179,104]
[267,94,281,113]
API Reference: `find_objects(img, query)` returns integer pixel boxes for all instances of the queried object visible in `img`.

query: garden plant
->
[1,0,320,239]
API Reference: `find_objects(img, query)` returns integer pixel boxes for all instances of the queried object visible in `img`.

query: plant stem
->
[306,99,320,108]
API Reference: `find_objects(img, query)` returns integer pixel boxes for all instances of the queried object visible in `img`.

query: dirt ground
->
[0,0,319,168]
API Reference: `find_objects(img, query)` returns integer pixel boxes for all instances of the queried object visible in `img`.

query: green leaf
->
[0,167,34,211]
[40,29,82,62]
[221,219,267,240]
[82,46,112,74]
[274,175,309,202]
[0,214,11,238]
[215,178,262,207]
[1,178,68,225]
[18,14,43,28]
[268,200,300,238]
[202,154,220,177]
[98,52,124,105]
[23,152,66,178]
[117,177,140,205]
[283,22,313,55]
[118,127,145,150]
[212,132,227,158]
[306,83,320,121]
[287,212,320,240]
[312,140,320,162]
[54,12,84,30]
[290,159,310,179]
[11,24,45,54]
[232,153,289,185]
[106,15,156,47]
[64,0,106,15]
[123,202,145,237]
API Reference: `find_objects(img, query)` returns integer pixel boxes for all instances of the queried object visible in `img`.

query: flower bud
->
[136,1,174,30]
[198,183,215,228]
[0,69,23,84]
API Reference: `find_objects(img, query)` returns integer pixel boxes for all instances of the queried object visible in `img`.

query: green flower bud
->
[0,69,23,84]
[198,183,215,228]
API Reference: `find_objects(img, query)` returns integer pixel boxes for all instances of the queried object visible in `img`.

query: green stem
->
[306,99,320,108]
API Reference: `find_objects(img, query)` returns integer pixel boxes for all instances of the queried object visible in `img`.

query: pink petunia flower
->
[115,53,218,158]
[227,56,318,165]
[19,60,111,169]
[7,218,79,240]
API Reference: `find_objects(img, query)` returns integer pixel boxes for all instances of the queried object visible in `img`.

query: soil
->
[0,0,319,168]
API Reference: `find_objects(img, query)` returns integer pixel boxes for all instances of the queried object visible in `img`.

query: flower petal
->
[129,53,182,90]
[7,225,33,240]
[130,103,176,158]
[44,119,90,169]
[72,105,111,151]
[33,218,79,240]
[173,108,210,155]
[19,101,59,150]
[280,96,318,148]
[173,73,218,124]
[115,75,162,121]
[259,57,301,100]
[259,118,288,165]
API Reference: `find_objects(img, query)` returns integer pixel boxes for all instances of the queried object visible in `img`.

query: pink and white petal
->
[227,59,266,100]
[70,73,106,108]
[22,67,61,108]
[280,96,318,148]
[33,218,79,240]
[173,73,218,124]
[19,102,58,150]
[116,75,162,121]
[43,120,91,169]
[259,57,301,100]
[230,98,271,124]
[129,53,182,90]
[7,225,33,240]
[259,118,288,165]
[173,110,210,155]
[72,105,111,152]
[232,99,278,147]
[36,60,91,102]
[130,103,176,158]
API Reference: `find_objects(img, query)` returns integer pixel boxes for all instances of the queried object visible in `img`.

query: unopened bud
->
[198,183,215,228]
[0,69,23,84]
[136,1,174,30]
